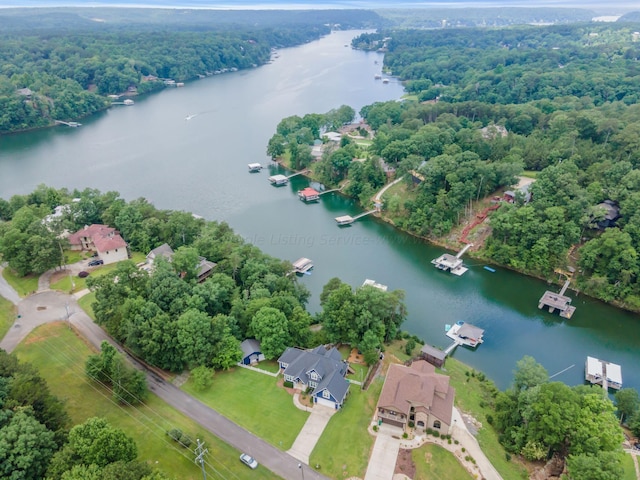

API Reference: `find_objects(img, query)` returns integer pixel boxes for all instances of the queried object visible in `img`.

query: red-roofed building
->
[298,187,320,202]
[68,224,129,265]
[375,360,455,434]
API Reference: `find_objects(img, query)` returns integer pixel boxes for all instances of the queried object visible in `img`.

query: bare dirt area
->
[394,449,416,478]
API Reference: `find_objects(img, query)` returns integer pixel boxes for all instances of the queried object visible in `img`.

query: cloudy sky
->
[0,0,635,13]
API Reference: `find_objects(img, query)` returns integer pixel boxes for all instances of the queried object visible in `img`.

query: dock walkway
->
[538,278,575,318]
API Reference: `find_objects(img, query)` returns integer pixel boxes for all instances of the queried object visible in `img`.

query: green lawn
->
[438,357,529,480]
[254,360,281,374]
[0,295,16,340]
[309,377,383,479]
[182,367,309,449]
[621,452,637,480]
[77,291,96,318]
[14,323,278,480]
[413,443,474,479]
[2,268,38,296]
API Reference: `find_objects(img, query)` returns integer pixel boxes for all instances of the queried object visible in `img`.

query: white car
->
[239,453,258,469]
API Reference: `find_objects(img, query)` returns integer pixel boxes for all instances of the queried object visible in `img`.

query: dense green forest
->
[268,22,640,311]
[0,8,381,134]
[0,186,407,372]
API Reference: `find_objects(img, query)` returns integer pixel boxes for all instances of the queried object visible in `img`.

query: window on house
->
[417,421,425,427]
[322,390,330,399]
[433,420,441,429]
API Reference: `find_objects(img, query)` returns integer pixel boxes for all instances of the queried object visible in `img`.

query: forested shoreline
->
[267,21,640,311]
[0,8,383,135]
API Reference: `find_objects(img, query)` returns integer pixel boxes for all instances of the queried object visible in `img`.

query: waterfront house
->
[146,243,216,283]
[420,344,447,368]
[375,360,455,433]
[278,345,350,409]
[68,224,129,265]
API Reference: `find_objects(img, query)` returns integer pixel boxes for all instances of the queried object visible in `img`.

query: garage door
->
[316,397,335,409]
[382,418,404,428]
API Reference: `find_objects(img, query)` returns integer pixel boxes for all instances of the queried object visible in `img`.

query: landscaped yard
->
[0,295,16,340]
[182,366,309,449]
[77,291,96,318]
[622,452,637,480]
[14,322,277,480]
[412,443,474,479]
[2,268,38,296]
[309,377,383,479]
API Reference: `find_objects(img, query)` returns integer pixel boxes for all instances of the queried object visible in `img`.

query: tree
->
[0,408,57,480]
[512,355,548,392]
[614,388,639,424]
[171,246,200,282]
[191,366,214,391]
[250,307,290,359]
[176,309,216,367]
[566,451,624,480]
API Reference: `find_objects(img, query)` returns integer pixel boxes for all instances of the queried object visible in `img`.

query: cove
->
[0,30,637,391]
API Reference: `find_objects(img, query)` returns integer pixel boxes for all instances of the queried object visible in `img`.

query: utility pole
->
[194,439,208,480]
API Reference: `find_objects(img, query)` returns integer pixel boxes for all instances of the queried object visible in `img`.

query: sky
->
[0,0,635,11]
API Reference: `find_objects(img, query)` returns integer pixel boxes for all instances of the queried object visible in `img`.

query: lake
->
[0,30,638,391]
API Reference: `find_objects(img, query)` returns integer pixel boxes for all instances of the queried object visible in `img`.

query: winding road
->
[0,264,330,480]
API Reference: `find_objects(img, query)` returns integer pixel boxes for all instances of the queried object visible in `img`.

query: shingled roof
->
[377,361,455,426]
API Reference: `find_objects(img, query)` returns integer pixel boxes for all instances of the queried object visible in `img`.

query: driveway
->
[364,424,401,480]
[287,404,336,463]
[0,264,20,305]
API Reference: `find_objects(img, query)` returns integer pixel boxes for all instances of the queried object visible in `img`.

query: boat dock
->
[431,243,473,276]
[362,279,388,291]
[538,278,576,319]
[292,257,313,275]
[298,187,320,202]
[248,163,263,172]
[445,321,484,348]
[55,120,82,127]
[585,356,622,390]
[334,209,377,226]
[268,169,310,186]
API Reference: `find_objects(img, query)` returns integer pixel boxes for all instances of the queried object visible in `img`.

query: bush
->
[505,452,512,462]
[168,428,183,442]
[448,438,452,444]
[454,439,459,445]
[426,428,433,435]
[408,421,415,428]
[283,380,293,388]
[373,425,378,432]
[486,414,494,425]
[433,431,440,438]
[462,447,466,452]
[180,434,193,448]
[402,432,408,439]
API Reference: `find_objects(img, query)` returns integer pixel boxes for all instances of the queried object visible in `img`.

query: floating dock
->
[268,174,289,186]
[585,356,622,390]
[248,163,262,172]
[431,243,473,276]
[292,257,313,275]
[445,321,484,348]
[538,278,575,319]
[298,187,320,202]
[362,279,388,291]
[334,209,377,226]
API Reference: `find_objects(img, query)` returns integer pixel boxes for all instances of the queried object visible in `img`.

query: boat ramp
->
[292,257,313,275]
[538,277,575,319]
[431,243,473,276]
[585,356,622,390]
[334,209,377,226]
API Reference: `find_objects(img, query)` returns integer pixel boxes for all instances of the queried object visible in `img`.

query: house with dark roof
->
[145,243,216,283]
[68,224,129,265]
[278,345,350,409]
[375,360,455,434]
[240,339,264,365]
[592,200,620,229]
[420,344,447,368]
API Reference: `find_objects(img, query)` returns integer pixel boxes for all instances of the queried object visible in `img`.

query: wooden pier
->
[54,120,82,127]
[292,257,313,275]
[431,243,473,276]
[268,169,310,186]
[334,209,377,226]
[538,278,576,319]
[585,356,622,390]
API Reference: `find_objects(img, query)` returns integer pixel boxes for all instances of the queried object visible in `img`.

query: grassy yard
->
[14,323,278,480]
[0,295,16,340]
[2,268,38,296]
[309,377,383,479]
[254,360,281,374]
[438,357,529,480]
[182,367,309,449]
[622,452,637,480]
[412,443,474,480]
[77,291,96,318]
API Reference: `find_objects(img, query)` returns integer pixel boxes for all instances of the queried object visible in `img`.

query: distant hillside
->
[375,7,596,29]
[618,11,640,22]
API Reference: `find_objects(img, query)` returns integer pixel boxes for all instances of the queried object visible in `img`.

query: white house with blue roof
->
[278,345,350,409]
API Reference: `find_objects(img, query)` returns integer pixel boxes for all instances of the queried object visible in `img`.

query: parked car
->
[88,259,104,267]
[239,453,258,469]
[78,271,89,278]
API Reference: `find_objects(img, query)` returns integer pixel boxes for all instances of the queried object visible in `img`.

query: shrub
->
[433,431,440,438]
[180,434,193,448]
[426,428,433,435]
[168,428,183,442]
[283,380,293,388]
[373,425,378,432]
[486,414,494,425]
[448,438,452,444]
[462,447,466,452]
[505,452,512,462]
[408,421,415,428]
[465,456,470,461]
[454,439,459,445]
[402,432,408,439]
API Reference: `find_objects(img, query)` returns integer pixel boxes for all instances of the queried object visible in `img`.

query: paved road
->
[0,270,331,480]
[0,264,21,305]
